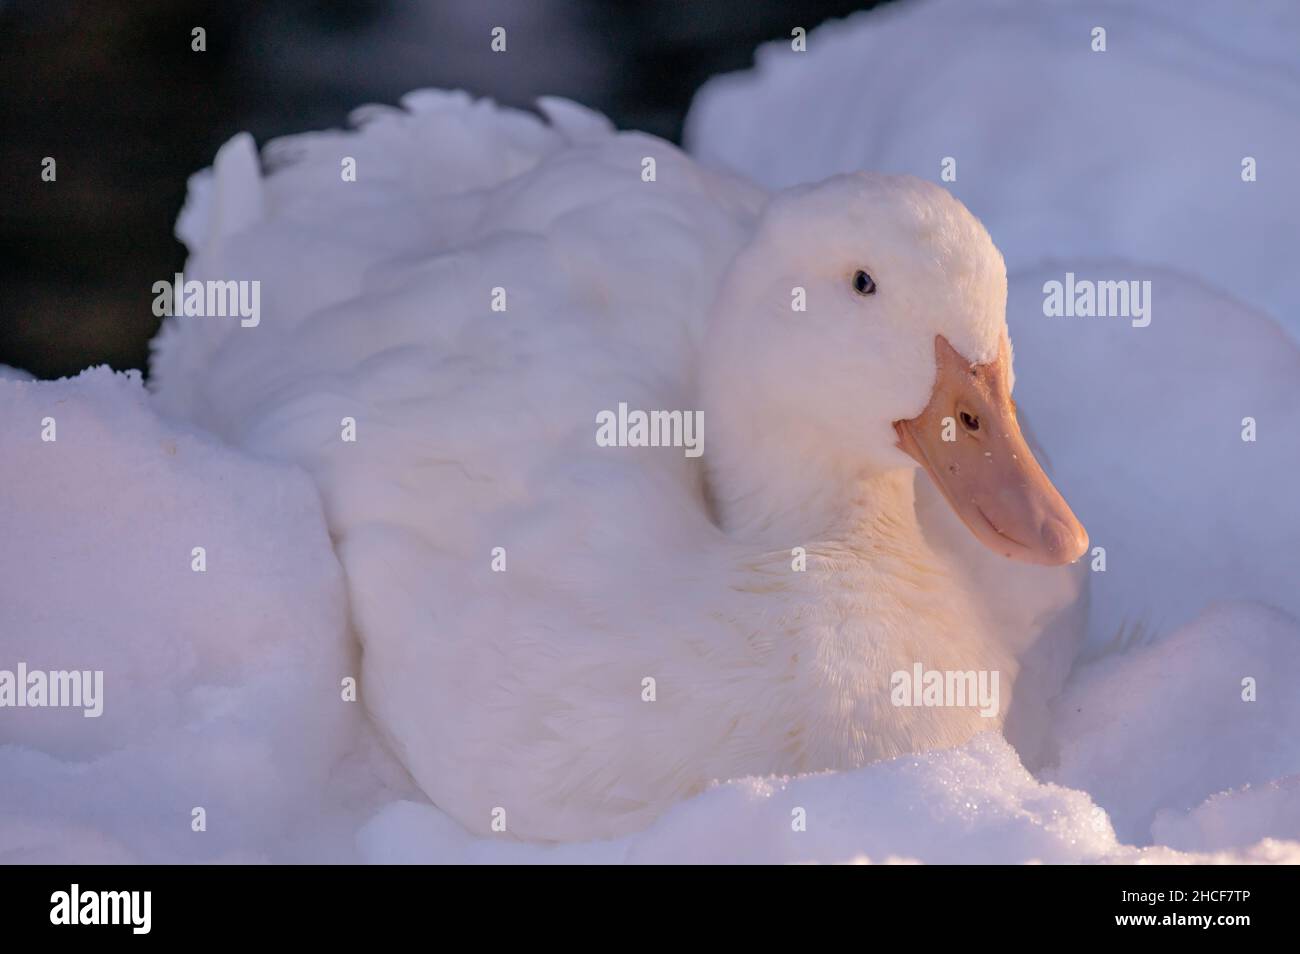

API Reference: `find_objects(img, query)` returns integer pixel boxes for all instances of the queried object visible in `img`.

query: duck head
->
[703,173,1086,565]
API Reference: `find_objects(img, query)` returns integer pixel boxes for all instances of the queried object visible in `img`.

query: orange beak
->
[894,335,1088,566]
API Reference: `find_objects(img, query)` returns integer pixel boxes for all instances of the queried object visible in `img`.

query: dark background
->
[1,0,890,379]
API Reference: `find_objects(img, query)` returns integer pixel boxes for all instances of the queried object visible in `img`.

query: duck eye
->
[960,411,980,432]
[852,270,876,296]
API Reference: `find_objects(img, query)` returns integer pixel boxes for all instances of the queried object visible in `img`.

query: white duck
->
[152,91,1087,841]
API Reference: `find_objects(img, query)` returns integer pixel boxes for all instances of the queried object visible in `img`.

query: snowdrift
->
[4,0,1299,862]
[2,362,1296,863]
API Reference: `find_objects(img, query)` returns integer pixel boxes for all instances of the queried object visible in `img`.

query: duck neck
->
[707,422,921,550]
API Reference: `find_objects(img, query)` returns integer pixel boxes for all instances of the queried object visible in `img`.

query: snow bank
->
[1153,777,1300,854]
[5,0,1299,861]
[362,733,1126,864]
[1048,602,1300,847]
[686,0,1300,336]
[0,368,369,862]
[1004,263,1300,650]
[1,372,1297,863]
[360,730,1300,865]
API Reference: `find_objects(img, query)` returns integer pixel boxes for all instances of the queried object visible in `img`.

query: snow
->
[3,369,1297,863]
[0,368,376,862]
[1003,263,1300,651]
[1153,778,1300,854]
[1047,602,1300,846]
[686,0,1300,339]
[4,0,1300,863]
[358,732,1300,865]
